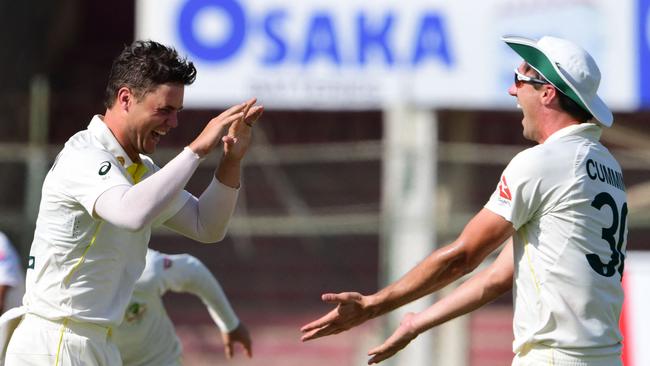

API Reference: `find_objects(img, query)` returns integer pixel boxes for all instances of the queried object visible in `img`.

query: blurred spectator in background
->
[115,249,251,366]
[0,232,24,314]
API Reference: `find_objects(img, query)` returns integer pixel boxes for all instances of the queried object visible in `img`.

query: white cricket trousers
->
[512,345,622,366]
[5,313,121,366]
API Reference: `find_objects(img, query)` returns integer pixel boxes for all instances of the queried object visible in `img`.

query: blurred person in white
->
[302,35,627,366]
[0,232,24,314]
[114,249,251,366]
[0,40,263,366]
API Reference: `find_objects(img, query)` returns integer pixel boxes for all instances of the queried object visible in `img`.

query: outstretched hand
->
[367,312,419,364]
[300,292,374,342]
[221,323,253,359]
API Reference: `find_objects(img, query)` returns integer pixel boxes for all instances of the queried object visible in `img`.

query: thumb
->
[224,342,233,359]
[222,135,236,147]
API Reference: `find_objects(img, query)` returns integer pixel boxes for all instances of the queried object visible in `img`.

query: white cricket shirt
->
[0,232,25,312]
[114,249,239,366]
[485,123,627,356]
[24,116,191,326]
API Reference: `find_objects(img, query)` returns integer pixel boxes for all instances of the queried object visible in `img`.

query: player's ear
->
[116,87,133,111]
[540,85,557,106]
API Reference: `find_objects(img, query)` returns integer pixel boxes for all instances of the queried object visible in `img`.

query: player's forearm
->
[94,147,201,230]
[368,244,473,318]
[370,210,514,317]
[215,156,242,189]
[411,266,511,335]
[197,177,238,241]
[410,241,514,334]
[164,177,238,243]
[182,257,240,332]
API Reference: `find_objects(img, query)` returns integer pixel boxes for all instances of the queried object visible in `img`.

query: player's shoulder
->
[509,134,586,170]
[507,145,546,172]
[57,131,115,167]
[64,129,103,151]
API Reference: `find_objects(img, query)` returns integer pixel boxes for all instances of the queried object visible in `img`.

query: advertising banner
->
[137,0,637,110]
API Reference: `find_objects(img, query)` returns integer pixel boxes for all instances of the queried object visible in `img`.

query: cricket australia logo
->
[124,302,147,323]
[98,161,112,175]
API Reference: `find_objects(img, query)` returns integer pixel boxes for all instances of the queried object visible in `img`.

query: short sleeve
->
[53,147,132,215]
[484,149,544,230]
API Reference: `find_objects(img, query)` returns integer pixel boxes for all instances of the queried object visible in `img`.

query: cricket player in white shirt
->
[301,35,627,366]
[0,232,25,314]
[114,249,251,366]
[1,40,262,365]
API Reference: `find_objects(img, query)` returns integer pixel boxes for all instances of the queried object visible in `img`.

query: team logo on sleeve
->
[98,161,112,175]
[498,176,512,201]
[163,257,173,270]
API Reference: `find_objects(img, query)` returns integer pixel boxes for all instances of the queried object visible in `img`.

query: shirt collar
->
[87,115,137,168]
[544,122,602,144]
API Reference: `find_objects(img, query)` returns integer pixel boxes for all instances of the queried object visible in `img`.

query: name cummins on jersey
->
[485,123,627,357]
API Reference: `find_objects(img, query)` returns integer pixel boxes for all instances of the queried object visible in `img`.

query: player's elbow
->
[443,252,479,280]
[484,266,513,296]
[107,215,150,232]
[449,240,486,276]
[196,227,229,243]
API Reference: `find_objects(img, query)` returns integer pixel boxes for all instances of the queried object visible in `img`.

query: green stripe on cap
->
[508,43,589,113]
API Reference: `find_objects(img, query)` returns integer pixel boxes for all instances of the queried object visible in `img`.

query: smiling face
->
[124,83,184,157]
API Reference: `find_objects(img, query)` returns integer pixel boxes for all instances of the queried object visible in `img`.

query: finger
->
[224,343,233,359]
[225,112,245,125]
[244,106,264,126]
[221,102,247,117]
[368,352,388,365]
[241,101,253,123]
[244,97,257,106]
[216,112,245,133]
[242,340,253,358]
[322,292,362,304]
[368,348,396,365]
[222,135,236,146]
[300,324,342,342]
[367,343,386,357]
[300,309,340,333]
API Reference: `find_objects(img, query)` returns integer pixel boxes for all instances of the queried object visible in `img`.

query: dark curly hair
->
[104,40,197,108]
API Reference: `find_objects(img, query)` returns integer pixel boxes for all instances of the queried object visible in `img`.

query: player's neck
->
[101,111,142,163]
[536,112,580,144]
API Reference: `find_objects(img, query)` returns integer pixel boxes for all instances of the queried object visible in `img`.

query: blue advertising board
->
[137,0,637,111]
